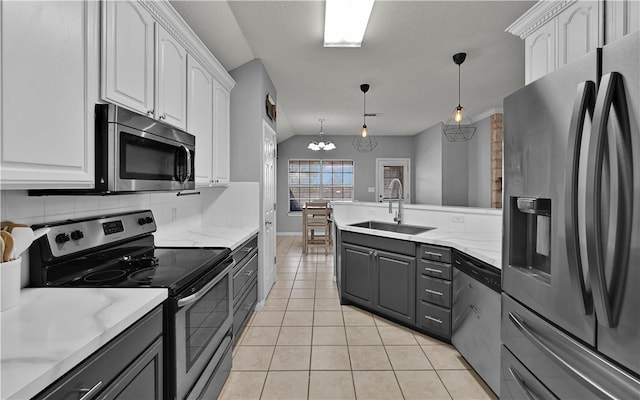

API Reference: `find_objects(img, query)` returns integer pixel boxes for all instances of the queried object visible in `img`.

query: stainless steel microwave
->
[31,103,195,195]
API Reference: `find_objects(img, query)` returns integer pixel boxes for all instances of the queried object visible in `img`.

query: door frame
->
[375,158,411,204]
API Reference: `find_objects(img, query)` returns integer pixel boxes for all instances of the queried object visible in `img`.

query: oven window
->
[185,277,229,369]
[120,132,176,180]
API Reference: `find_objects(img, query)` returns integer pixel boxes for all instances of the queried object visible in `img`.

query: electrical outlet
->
[450,215,464,223]
[171,207,178,221]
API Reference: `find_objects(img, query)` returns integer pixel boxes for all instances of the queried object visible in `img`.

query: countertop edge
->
[3,288,168,400]
[337,223,501,268]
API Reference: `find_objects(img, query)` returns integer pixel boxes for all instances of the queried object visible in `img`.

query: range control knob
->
[138,218,147,225]
[55,233,70,244]
[145,217,153,224]
[70,230,84,241]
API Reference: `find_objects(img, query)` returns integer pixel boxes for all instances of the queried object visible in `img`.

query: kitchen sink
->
[349,220,435,235]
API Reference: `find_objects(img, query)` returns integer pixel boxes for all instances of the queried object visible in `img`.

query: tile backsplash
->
[0,182,259,287]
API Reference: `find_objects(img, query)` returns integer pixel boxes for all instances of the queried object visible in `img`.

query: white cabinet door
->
[102,0,154,116]
[187,56,214,187]
[156,25,187,130]
[605,0,640,44]
[1,1,98,189]
[525,20,557,84]
[558,1,599,67]
[212,81,231,185]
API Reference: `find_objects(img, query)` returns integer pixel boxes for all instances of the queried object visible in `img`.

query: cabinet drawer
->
[233,252,258,300]
[418,259,452,280]
[418,301,451,339]
[342,231,415,256]
[232,236,258,265]
[420,244,451,263]
[418,275,451,308]
[35,306,163,400]
[233,281,257,339]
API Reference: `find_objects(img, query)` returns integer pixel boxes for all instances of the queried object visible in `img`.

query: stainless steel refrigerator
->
[501,30,640,399]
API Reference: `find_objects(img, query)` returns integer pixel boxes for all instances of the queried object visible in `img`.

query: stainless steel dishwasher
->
[452,251,502,396]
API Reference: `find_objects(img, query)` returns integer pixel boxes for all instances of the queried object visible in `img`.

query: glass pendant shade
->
[308,119,336,151]
[443,53,476,142]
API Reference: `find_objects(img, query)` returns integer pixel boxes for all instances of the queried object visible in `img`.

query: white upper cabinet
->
[212,81,231,185]
[187,56,214,187]
[511,0,639,83]
[605,0,640,44]
[557,1,599,67]
[0,1,99,189]
[156,25,187,130]
[102,0,154,117]
[525,21,557,84]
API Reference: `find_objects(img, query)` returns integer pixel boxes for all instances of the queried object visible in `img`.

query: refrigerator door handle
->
[586,72,633,328]
[564,80,596,315]
[507,367,537,400]
[508,311,618,400]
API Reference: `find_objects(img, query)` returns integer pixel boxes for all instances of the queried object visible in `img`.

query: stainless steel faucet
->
[388,178,403,224]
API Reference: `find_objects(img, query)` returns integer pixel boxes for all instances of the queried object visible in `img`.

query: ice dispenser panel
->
[509,197,551,280]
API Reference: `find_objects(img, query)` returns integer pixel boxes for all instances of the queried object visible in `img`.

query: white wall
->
[414,122,443,204]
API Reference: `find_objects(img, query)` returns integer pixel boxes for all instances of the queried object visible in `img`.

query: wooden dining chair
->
[302,201,332,254]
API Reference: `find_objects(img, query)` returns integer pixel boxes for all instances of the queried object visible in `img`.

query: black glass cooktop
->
[41,237,230,294]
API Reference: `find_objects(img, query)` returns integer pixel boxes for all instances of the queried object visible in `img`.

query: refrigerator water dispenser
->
[509,197,551,280]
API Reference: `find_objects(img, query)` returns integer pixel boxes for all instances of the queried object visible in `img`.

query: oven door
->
[112,123,195,192]
[174,258,234,400]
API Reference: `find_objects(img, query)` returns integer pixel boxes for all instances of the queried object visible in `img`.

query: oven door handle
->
[177,259,235,308]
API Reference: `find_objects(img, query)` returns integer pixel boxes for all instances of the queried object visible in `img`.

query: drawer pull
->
[77,381,103,400]
[424,251,443,258]
[244,269,255,277]
[423,267,442,274]
[425,315,442,324]
[508,367,536,400]
[425,288,443,296]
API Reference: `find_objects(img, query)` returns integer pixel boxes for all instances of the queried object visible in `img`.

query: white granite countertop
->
[1,288,168,400]
[332,203,502,268]
[155,226,259,250]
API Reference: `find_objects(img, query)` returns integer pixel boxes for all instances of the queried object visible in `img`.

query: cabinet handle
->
[425,315,442,324]
[160,113,167,120]
[369,250,374,256]
[425,288,443,296]
[423,267,442,274]
[424,251,443,258]
[373,251,378,257]
[147,109,154,116]
[244,269,254,277]
[77,381,103,400]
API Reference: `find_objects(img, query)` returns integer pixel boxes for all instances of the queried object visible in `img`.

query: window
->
[288,160,354,212]
[376,158,411,203]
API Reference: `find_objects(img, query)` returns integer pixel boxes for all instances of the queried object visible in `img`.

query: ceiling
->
[171,1,535,142]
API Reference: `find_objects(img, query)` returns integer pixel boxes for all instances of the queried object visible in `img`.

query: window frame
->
[287,159,355,214]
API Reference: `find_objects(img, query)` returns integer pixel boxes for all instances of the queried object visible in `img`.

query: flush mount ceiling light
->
[324,0,375,47]
[353,83,378,152]
[307,118,336,151]
[443,52,477,142]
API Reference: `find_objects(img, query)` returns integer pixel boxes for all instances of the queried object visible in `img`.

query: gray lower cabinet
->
[417,244,453,340]
[34,305,164,400]
[232,234,259,340]
[341,232,416,324]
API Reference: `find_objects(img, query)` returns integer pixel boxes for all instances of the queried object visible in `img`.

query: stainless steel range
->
[29,210,233,400]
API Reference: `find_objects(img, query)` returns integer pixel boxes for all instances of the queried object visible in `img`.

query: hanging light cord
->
[457,63,461,108]
[363,90,367,126]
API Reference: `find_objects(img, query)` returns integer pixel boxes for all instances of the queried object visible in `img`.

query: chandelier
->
[307,118,336,151]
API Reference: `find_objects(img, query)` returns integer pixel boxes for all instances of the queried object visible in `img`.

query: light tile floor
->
[219,235,498,400]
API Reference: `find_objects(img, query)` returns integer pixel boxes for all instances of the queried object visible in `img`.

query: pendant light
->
[443,52,477,142]
[307,118,336,151]
[353,83,378,152]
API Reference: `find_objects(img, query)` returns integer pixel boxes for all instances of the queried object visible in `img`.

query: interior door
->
[261,120,277,302]
[502,49,597,345]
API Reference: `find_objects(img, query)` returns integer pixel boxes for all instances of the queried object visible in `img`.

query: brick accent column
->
[490,114,503,208]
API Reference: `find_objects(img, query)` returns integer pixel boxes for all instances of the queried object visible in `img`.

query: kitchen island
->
[0,288,167,400]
